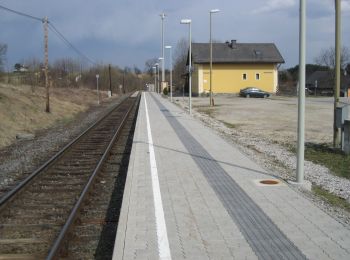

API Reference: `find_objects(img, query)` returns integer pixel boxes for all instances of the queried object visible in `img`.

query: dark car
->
[239,87,270,98]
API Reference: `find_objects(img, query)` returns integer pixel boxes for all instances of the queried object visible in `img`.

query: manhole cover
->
[253,179,285,187]
[259,179,280,185]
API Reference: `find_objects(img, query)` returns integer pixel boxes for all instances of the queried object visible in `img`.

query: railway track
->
[0,93,140,259]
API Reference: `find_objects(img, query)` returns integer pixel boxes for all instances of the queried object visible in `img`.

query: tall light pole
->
[155,63,159,93]
[209,9,220,106]
[180,19,192,115]
[158,57,164,93]
[160,13,166,88]
[96,74,100,105]
[334,0,341,148]
[296,0,306,183]
[165,45,173,102]
[152,66,157,92]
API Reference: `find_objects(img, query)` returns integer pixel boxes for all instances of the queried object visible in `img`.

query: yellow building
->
[189,40,285,95]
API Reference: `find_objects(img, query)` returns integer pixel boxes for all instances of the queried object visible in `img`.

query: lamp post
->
[158,57,164,94]
[96,74,100,105]
[155,63,159,93]
[209,9,220,106]
[165,45,173,102]
[160,13,166,88]
[180,19,192,115]
[152,66,157,92]
[334,0,341,148]
[296,0,306,183]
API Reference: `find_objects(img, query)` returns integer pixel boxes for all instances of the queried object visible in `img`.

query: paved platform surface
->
[113,92,350,260]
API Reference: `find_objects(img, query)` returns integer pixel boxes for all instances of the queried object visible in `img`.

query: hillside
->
[0,83,109,148]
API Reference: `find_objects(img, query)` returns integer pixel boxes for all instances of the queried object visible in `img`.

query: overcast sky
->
[1,0,350,70]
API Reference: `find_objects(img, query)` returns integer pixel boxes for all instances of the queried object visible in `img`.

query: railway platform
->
[113,92,350,259]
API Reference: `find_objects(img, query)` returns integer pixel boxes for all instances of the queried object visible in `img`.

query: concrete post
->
[296,0,306,183]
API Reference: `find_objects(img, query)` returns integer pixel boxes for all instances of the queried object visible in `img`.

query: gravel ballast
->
[0,95,127,192]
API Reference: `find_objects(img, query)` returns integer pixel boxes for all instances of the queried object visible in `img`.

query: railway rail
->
[0,92,140,259]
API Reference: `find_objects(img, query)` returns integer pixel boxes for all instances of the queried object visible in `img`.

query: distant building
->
[185,40,285,95]
[306,71,350,97]
[13,64,28,73]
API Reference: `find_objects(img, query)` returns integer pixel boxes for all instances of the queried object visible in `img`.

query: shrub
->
[163,87,168,95]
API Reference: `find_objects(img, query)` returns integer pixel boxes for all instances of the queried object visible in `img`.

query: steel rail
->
[0,94,131,210]
[46,94,140,259]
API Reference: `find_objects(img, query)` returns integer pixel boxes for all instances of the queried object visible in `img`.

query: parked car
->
[239,87,270,98]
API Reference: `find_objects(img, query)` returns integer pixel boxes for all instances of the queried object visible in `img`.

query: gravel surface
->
[173,96,350,225]
[0,95,127,192]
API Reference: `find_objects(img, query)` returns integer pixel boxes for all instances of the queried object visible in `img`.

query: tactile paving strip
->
[152,95,307,260]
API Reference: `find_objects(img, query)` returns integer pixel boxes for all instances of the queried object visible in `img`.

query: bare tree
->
[0,43,8,72]
[173,38,188,91]
[134,65,142,75]
[24,57,42,71]
[314,46,350,69]
[51,58,82,87]
[144,58,159,76]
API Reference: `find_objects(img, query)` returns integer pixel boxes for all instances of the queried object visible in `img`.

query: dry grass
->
[0,83,109,148]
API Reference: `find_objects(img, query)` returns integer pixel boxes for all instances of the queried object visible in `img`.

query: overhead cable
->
[48,22,97,65]
[0,3,97,66]
[0,4,43,22]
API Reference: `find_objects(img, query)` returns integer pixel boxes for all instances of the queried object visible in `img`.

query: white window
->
[256,73,260,80]
[243,73,247,80]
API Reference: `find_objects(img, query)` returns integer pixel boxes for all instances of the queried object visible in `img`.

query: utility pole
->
[157,64,160,93]
[108,64,112,96]
[165,46,173,101]
[209,9,220,106]
[160,13,166,90]
[296,0,306,183]
[169,47,173,102]
[43,16,50,113]
[210,11,213,106]
[334,0,341,148]
[153,67,156,92]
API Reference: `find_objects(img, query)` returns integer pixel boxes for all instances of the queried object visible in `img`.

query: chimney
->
[227,40,237,49]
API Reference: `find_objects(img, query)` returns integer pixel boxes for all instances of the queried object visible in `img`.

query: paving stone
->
[113,93,350,260]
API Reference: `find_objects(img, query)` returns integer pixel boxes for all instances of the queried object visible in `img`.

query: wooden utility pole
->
[43,16,50,113]
[334,0,341,147]
[108,64,112,96]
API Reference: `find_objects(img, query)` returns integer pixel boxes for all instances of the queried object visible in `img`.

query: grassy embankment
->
[0,83,104,148]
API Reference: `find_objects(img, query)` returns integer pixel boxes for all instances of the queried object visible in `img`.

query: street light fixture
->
[165,45,173,102]
[180,19,192,115]
[209,9,220,106]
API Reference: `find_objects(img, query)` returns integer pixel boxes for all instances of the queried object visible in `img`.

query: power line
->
[0,4,43,22]
[48,22,97,65]
[0,3,97,66]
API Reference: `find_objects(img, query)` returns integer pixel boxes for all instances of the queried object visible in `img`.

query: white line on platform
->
[144,93,172,260]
